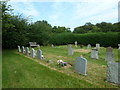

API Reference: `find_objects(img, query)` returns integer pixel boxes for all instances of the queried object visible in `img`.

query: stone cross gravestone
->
[68,44,74,56]
[26,47,29,56]
[38,49,42,59]
[75,56,87,75]
[90,48,98,59]
[75,41,78,47]
[22,46,25,54]
[106,61,120,85]
[31,48,35,58]
[87,44,91,49]
[96,44,100,49]
[18,45,21,52]
[105,47,114,61]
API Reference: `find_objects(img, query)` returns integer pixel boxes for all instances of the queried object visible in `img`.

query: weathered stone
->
[18,45,21,52]
[87,44,91,49]
[105,47,114,61]
[22,46,25,54]
[26,47,29,56]
[31,48,35,58]
[106,61,120,85]
[68,44,74,56]
[96,43,100,49]
[75,41,78,47]
[38,49,42,59]
[90,48,98,59]
[75,56,87,75]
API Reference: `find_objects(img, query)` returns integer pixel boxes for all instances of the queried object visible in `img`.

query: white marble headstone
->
[118,44,120,49]
[18,45,21,52]
[90,48,98,59]
[22,46,25,54]
[51,44,54,48]
[96,44,100,49]
[75,41,78,47]
[31,48,35,58]
[87,44,91,49]
[105,47,114,61]
[68,44,74,56]
[75,56,87,75]
[38,49,42,59]
[26,47,29,56]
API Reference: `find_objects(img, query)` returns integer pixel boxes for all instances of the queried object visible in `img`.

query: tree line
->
[1,2,119,48]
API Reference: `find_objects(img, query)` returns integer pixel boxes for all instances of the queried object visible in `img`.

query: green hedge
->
[49,32,119,47]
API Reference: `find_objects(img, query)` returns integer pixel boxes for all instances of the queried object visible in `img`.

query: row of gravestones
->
[18,46,43,59]
[68,44,120,84]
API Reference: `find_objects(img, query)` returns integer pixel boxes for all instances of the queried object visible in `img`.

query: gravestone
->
[38,49,42,59]
[68,44,74,56]
[75,41,78,47]
[106,61,120,85]
[75,56,87,75]
[51,44,54,48]
[18,45,21,52]
[118,44,120,49]
[26,47,29,56]
[31,48,35,58]
[105,47,114,61]
[22,46,25,54]
[90,48,98,59]
[96,43,100,49]
[87,44,91,49]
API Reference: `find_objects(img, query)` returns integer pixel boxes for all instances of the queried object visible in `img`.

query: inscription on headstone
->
[75,56,87,75]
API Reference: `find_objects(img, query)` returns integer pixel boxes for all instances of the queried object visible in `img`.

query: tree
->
[28,20,52,45]
[2,2,29,48]
[52,26,71,33]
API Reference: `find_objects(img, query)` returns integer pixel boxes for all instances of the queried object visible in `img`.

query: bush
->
[49,32,119,47]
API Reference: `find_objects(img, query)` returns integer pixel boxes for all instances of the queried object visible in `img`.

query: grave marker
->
[106,61,120,85]
[75,41,78,47]
[87,44,91,49]
[18,45,21,52]
[96,43,100,49]
[31,48,35,58]
[75,56,87,75]
[22,46,25,54]
[105,47,114,61]
[90,48,98,59]
[38,49,42,59]
[26,47,29,56]
[68,44,74,56]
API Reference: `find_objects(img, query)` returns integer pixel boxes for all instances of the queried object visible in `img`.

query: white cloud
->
[8,1,40,18]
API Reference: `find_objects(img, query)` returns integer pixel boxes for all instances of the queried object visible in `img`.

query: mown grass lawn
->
[2,45,119,88]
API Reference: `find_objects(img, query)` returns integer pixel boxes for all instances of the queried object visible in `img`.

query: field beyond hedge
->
[2,45,119,88]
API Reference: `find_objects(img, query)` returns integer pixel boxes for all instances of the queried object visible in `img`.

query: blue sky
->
[8,0,119,31]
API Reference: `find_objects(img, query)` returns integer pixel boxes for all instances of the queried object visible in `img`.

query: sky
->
[8,0,119,31]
